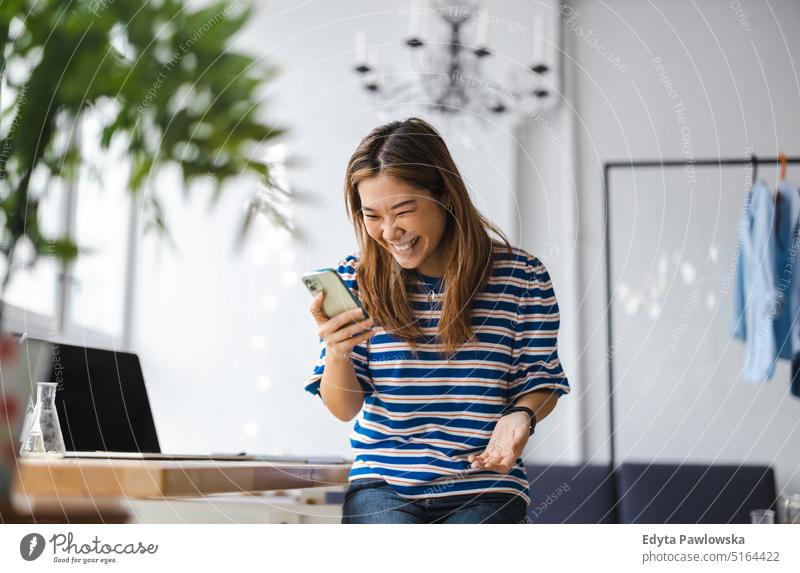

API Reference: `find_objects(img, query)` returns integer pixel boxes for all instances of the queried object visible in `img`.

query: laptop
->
[21,337,349,465]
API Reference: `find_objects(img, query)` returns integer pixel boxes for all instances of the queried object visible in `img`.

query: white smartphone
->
[302,268,369,320]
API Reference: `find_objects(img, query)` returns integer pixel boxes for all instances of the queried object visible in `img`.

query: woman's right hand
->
[309,292,374,360]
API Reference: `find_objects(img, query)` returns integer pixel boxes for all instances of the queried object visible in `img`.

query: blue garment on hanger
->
[732,180,779,382]
[773,180,800,361]
[775,179,800,398]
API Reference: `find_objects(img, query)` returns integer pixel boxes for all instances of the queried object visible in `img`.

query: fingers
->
[469,450,491,469]
[313,298,371,343]
[486,452,515,471]
[326,306,369,333]
[468,449,515,472]
[327,329,374,361]
[326,319,375,360]
[309,292,328,323]
[331,308,365,330]
[328,316,374,345]
[317,308,364,338]
[471,458,512,472]
[472,452,501,469]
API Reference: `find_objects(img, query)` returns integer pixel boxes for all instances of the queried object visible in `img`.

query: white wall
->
[130,0,566,459]
[564,0,800,495]
[127,0,800,500]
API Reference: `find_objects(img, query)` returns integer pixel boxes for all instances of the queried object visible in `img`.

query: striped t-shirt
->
[304,243,570,506]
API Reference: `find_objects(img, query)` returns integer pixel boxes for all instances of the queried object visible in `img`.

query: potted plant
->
[0,0,295,518]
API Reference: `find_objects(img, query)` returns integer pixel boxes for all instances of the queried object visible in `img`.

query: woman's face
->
[358,173,449,277]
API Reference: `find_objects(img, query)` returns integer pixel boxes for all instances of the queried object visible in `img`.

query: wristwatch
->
[501,406,537,436]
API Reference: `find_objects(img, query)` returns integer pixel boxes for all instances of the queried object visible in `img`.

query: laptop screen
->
[31,339,161,454]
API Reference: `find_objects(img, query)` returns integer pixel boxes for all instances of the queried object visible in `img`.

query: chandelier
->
[352,0,557,118]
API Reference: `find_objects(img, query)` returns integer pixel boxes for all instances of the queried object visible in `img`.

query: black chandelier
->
[352,0,556,117]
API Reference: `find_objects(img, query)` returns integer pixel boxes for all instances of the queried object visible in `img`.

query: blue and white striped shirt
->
[304,243,570,505]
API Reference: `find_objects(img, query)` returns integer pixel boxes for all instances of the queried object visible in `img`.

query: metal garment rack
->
[602,155,800,466]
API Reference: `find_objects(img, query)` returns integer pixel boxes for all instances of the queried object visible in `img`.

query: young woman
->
[305,117,570,524]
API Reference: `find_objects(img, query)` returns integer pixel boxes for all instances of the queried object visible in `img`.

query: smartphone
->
[302,268,368,320]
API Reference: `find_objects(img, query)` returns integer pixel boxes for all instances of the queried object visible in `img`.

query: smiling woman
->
[359,176,447,279]
[344,117,510,359]
[305,117,570,524]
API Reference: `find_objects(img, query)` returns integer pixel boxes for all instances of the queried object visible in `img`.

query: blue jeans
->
[341,478,529,524]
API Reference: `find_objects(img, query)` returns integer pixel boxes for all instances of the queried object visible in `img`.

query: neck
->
[417,268,443,279]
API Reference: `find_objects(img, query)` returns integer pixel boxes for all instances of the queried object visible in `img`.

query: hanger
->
[779,151,788,181]
[774,152,789,241]
[750,151,758,185]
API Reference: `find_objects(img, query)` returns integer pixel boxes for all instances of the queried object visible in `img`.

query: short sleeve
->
[508,255,570,402]
[304,338,374,400]
[304,254,374,400]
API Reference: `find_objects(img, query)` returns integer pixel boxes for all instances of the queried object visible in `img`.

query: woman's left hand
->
[467,411,531,473]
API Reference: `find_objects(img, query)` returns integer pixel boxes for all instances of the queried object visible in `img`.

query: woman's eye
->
[363,211,413,220]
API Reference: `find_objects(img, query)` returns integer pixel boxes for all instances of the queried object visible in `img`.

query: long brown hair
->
[344,117,511,358]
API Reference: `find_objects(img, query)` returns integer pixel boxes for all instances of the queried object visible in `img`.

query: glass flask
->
[777,494,800,524]
[19,382,65,458]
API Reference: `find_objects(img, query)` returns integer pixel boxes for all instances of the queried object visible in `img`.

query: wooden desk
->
[7,458,351,522]
[14,457,351,498]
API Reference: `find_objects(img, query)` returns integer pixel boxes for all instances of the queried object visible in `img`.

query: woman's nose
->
[381,221,406,242]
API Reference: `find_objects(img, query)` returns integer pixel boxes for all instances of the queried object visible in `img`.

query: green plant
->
[0,0,293,328]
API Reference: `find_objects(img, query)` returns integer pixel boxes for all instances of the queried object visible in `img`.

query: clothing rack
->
[602,155,800,466]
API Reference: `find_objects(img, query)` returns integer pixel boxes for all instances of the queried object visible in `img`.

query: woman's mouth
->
[388,236,420,257]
